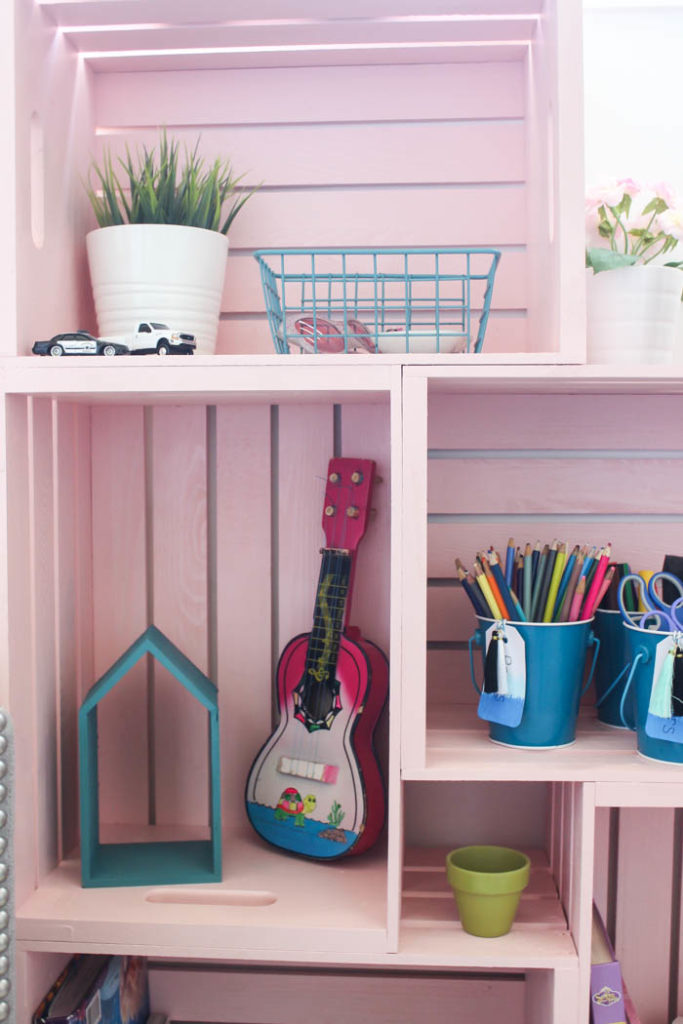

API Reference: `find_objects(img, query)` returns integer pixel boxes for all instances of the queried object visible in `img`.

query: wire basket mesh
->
[255,247,501,354]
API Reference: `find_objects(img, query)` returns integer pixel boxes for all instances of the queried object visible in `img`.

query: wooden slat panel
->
[151,405,209,827]
[96,120,526,189]
[429,457,683,515]
[428,523,682,579]
[73,405,94,723]
[29,398,58,881]
[340,404,391,652]
[215,404,272,830]
[51,0,544,27]
[277,405,335,653]
[227,186,525,250]
[402,894,565,929]
[149,964,525,1024]
[428,585,473,642]
[6,397,35,902]
[428,648,477,706]
[428,393,683,450]
[85,45,530,75]
[223,249,527,316]
[593,806,611,929]
[216,315,529,356]
[94,63,526,126]
[616,808,674,1024]
[91,406,148,826]
[54,404,80,859]
[72,19,538,54]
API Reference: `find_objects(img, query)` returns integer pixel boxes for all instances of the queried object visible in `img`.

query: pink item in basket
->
[293,316,344,353]
[292,315,376,353]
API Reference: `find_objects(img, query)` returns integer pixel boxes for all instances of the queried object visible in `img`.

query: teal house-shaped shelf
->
[79,625,221,887]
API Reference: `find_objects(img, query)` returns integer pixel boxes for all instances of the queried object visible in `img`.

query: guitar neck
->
[303,548,355,684]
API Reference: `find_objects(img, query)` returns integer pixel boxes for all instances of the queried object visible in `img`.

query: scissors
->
[618,572,683,632]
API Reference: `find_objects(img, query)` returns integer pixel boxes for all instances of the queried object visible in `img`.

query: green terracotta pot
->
[445,846,530,937]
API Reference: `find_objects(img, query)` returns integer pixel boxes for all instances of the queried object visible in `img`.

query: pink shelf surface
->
[417,705,683,791]
[17,827,388,960]
[399,846,576,970]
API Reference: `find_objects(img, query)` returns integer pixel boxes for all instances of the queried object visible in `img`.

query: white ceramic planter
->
[586,264,682,365]
[86,224,229,355]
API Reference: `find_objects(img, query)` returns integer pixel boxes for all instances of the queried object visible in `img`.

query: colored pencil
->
[591,565,616,617]
[529,544,550,621]
[543,542,566,622]
[568,575,587,622]
[553,544,579,621]
[488,550,518,620]
[581,545,611,619]
[455,559,488,617]
[505,536,515,587]
[478,553,510,619]
[535,540,558,623]
[557,554,584,622]
[531,540,541,583]
[473,565,503,618]
[508,587,527,622]
[523,543,532,618]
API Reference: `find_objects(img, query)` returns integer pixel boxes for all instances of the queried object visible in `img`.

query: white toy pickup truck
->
[101,321,196,355]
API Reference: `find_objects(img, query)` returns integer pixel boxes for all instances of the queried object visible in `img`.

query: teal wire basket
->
[254,247,501,354]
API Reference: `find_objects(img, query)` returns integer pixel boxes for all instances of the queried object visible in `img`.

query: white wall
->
[583,2,683,199]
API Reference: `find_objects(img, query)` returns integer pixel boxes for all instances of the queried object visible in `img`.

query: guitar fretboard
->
[304,548,352,684]
[293,548,353,731]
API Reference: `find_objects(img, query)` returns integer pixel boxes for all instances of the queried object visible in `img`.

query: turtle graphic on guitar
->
[245,457,388,859]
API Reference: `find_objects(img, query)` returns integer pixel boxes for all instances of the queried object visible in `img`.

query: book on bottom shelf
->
[32,954,150,1024]
[591,902,641,1024]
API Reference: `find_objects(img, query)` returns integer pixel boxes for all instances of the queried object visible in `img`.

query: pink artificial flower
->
[657,207,683,242]
[617,177,642,198]
[650,181,679,209]
[586,179,624,209]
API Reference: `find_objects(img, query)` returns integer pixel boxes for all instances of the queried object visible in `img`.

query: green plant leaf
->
[83,129,261,233]
[642,196,669,216]
[586,248,639,273]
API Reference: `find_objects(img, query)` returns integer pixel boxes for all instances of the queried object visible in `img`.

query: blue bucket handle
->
[595,662,630,707]
[618,647,650,730]
[468,628,486,695]
[467,626,600,697]
[582,630,601,698]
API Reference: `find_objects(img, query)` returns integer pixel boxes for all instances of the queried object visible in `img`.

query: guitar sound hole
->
[294,675,340,732]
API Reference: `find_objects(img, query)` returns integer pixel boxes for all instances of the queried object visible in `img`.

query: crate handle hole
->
[145,887,277,907]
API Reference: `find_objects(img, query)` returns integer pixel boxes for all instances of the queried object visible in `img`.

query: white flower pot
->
[586,264,682,365]
[86,224,229,355]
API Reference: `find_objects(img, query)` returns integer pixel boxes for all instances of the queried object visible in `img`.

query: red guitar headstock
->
[321,457,376,552]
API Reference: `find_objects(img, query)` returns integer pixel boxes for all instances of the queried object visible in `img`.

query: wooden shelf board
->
[17,828,388,959]
[9,357,683,402]
[410,705,683,786]
[410,362,683,395]
[399,846,575,969]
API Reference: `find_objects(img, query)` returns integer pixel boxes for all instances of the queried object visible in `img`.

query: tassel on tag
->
[673,647,683,717]
[497,633,509,696]
[650,646,675,720]
[484,631,500,693]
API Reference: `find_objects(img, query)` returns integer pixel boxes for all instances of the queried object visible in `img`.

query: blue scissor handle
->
[648,571,683,617]
[617,574,650,625]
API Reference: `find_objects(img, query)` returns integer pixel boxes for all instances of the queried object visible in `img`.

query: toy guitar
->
[245,457,388,859]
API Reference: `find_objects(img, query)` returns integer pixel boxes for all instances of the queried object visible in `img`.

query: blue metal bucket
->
[593,609,631,728]
[619,622,683,764]
[469,617,599,749]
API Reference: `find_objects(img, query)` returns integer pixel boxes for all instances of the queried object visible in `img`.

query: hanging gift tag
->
[478,621,526,727]
[646,633,683,744]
